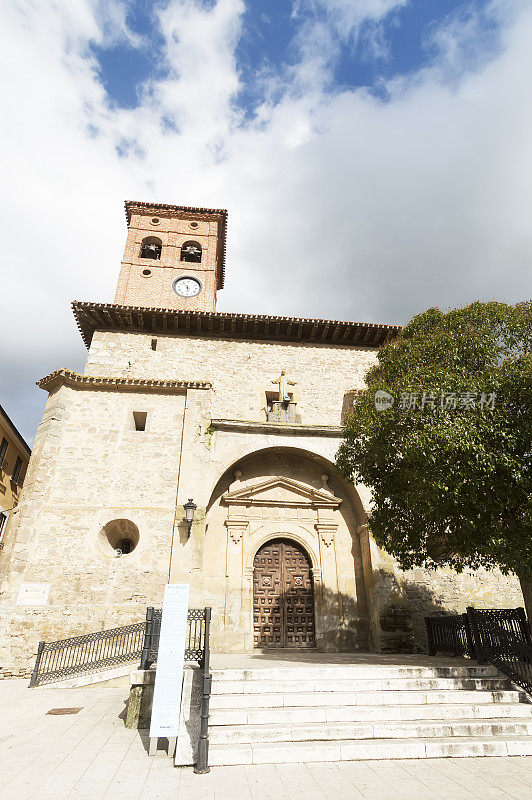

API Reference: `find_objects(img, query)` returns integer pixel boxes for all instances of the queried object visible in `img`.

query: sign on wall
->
[149,583,190,741]
[16,583,51,606]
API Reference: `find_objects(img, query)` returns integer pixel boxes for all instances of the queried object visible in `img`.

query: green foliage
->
[337,301,532,578]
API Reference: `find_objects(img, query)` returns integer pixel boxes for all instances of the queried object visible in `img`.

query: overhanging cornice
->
[37,368,211,394]
[72,301,400,350]
[209,419,343,437]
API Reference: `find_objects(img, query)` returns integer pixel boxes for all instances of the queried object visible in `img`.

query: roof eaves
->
[37,368,211,393]
[0,405,31,456]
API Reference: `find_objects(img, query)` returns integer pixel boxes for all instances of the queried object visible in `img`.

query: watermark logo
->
[374,389,496,411]
[374,390,395,411]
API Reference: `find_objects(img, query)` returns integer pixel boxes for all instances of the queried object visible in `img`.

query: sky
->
[0,0,531,444]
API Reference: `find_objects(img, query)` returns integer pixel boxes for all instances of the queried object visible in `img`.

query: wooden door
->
[253,539,316,648]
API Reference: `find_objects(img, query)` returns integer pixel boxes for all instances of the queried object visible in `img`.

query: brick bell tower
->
[114,201,228,312]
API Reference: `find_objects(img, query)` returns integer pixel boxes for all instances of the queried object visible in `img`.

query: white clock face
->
[173,277,201,298]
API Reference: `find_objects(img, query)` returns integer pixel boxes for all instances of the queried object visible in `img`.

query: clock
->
[173,277,201,298]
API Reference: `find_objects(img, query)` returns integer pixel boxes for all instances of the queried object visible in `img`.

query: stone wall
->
[84,331,377,428]
[0,321,525,671]
[0,382,189,671]
[369,540,523,653]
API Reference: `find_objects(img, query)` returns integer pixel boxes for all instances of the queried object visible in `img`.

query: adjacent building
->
[0,405,30,553]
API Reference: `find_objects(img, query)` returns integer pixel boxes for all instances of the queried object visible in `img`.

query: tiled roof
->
[72,301,401,350]
[37,368,211,393]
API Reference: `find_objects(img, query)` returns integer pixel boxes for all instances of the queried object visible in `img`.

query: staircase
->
[207,661,532,765]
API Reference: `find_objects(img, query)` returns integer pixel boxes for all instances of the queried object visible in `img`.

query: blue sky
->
[1,0,531,441]
[92,0,502,110]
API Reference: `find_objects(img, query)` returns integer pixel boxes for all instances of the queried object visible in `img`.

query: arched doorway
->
[253,538,316,648]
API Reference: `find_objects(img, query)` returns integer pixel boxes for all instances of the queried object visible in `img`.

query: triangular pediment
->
[222,476,341,507]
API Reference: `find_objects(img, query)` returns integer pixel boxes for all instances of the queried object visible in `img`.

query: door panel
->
[253,539,315,648]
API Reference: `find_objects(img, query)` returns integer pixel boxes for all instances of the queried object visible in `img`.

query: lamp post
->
[184,499,197,536]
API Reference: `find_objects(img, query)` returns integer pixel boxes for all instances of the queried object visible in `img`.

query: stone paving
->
[2,679,532,800]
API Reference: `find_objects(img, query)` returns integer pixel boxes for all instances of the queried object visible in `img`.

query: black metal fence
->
[426,607,532,695]
[30,607,210,687]
[29,622,146,687]
[140,607,208,669]
[426,613,475,658]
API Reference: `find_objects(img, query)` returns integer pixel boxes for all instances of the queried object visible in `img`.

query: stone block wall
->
[0,382,190,671]
[369,540,523,653]
[85,331,377,428]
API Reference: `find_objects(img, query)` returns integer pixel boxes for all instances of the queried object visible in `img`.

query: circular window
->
[98,519,139,557]
[142,269,152,276]
[151,217,160,225]
[190,221,199,229]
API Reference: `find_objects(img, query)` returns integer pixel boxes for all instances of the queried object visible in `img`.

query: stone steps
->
[210,701,532,726]
[210,665,500,680]
[212,677,511,694]
[208,736,532,765]
[209,688,524,709]
[204,661,532,765]
[209,718,532,745]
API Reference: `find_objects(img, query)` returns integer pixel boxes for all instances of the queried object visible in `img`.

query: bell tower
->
[114,201,227,312]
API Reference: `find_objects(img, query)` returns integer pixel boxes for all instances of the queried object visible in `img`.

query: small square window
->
[133,411,147,431]
[151,339,157,351]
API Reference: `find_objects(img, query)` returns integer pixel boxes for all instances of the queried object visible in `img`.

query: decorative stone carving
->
[224,519,248,544]
[221,476,342,510]
[271,370,296,402]
[315,522,337,547]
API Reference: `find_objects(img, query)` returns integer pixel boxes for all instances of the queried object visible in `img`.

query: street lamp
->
[184,498,197,536]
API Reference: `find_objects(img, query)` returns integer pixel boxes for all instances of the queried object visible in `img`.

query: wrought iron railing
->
[29,606,213,773]
[140,607,208,669]
[30,607,210,686]
[426,606,532,696]
[466,607,532,695]
[29,621,146,687]
[426,613,475,658]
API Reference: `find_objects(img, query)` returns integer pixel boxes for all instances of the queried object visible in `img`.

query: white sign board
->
[16,583,50,606]
[149,583,190,740]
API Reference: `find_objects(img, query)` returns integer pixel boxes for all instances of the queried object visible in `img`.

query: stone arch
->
[245,522,321,577]
[206,444,368,527]
[201,444,372,653]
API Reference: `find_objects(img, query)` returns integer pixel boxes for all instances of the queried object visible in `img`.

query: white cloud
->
[0,0,531,442]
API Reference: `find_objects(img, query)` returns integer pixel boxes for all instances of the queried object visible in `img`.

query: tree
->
[336,301,532,619]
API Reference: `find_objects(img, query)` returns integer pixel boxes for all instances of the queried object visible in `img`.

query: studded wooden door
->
[253,539,316,648]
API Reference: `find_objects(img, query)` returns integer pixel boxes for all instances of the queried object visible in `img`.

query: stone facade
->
[0,200,523,674]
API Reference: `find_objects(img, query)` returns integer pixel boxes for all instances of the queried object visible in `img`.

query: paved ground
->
[2,679,532,800]
[209,651,483,669]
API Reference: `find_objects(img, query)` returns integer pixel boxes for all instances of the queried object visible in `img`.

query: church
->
[0,201,522,675]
